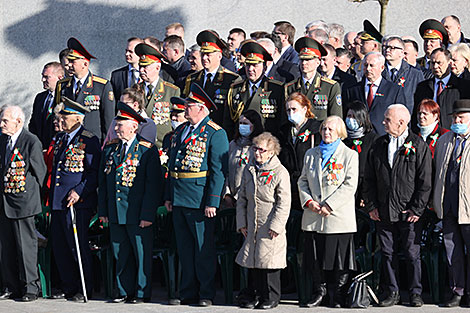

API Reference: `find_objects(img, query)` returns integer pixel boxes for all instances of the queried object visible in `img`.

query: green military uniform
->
[98,103,162,301]
[285,72,342,121]
[166,83,229,302]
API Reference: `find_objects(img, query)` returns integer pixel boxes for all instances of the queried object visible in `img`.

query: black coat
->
[28,90,55,149]
[280,45,299,65]
[110,65,129,104]
[363,131,432,222]
[266,58,300,83]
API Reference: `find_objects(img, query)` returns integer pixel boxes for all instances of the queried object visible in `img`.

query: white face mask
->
[171,120,184,130]
[288,111,305,125]
[239,124,252,137]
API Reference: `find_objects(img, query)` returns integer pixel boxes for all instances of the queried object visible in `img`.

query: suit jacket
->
[343,79,406,136]
[0,129,46,219]
[413,74,470,131]
[55,72,115,141]
[110,65,130,105]
[171,56,192,90]
[99,135,162,224]
[382,60,424,112]
[50,127,101,211]
[266,58,300,83]
[280,45,299,65]
[165,116,229,209]
[331,67,357,98]
[28,90,55,149]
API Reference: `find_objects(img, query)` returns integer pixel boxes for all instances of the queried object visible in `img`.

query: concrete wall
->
[1,0,469,121]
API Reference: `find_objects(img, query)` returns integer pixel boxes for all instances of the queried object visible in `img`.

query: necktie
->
[131,69,140,86]
[44,93,54,115]
[147,85,154,102]
[367,83,374,109]
[437,80,444,98]
[305,81,311,90]
[251,85,258,97]
[120,142,127,162]
[182,126,194,143]
[4,137,12,166]
[204,73,212,89]
[453,136,465,162]
[390,68,397,81]
[75,81,81,100]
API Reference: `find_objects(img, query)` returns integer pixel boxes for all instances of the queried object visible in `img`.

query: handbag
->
[347,270,379,308]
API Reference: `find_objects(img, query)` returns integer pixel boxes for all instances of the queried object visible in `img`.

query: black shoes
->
[300,292,324,308]
[69,293,85,302]
[257,300,278,309]
[168,298,181,305]
[409,293,423,307]
[239,299,259,309]
[441,294,462,307]
[379,291,400,307]
[0,291,14,300]
[129,297,144,304]
[111,295,128,303]
[198,299,212,307]
[49,292,66,299]
[20,293,37,302]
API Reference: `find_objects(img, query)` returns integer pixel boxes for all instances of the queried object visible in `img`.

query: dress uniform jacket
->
[28,90,55,149]
[139,80,180,148]
[183,65,241,127]
[225,76,285,139]
[285,72,343,121]
[55,72,115,141]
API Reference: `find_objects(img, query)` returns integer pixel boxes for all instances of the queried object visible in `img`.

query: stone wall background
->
[1,0,469,121]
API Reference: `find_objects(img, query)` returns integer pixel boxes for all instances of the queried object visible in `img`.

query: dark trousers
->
[0,209,38,295]
[50,208,93,296]
[172,206,216,301]
[109,223,154,299]
[377,221,422,295]
[443,214,470,296]
[245,268,281,303]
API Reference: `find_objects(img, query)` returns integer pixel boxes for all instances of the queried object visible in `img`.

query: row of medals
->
[181,136,207,172]
[4,161,26,193]
[152,102,170,125]
[121,156,138,187]
[261,99,276,117]
[84,96,100,111]
[65,148,85,172]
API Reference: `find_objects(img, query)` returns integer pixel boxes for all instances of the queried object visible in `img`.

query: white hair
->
[328,23,345,40]
[365,51,385,66]
[257,38,275,55]
[1,104,25,122]
[386,104,411,124]
[305,20,329,34]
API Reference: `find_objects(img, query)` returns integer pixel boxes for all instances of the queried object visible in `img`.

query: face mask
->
[451,123,469,135]
[171,120,184,130]
[418,121,437,138]
[239,124,252,137]
[345,117,360,131]
[288,111,305,125]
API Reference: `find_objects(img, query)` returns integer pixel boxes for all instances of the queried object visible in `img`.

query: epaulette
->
[163,81,179,89]
[268,79,283,86]
[106,138,119,146]
[285,80,296,87]
[221,68,238,76]
[139,140,153,148]
[320,76,338,85]
[207,120,222,130]
[92,76,108,84]
[81,130,94,138]
[230,80,244,88]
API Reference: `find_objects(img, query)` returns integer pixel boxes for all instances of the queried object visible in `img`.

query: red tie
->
[437,81,444,98]
[367,83,374,109]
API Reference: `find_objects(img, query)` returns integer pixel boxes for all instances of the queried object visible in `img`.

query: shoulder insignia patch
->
[81,130,94,138]
[268,79,283,86]
[163,81,179,89]
[92,76,108,84]
[106,138,119,145]
[139,140,153,148]
[321,76,337,85]
[207,120,221,130]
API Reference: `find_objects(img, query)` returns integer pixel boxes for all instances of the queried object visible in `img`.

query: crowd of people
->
[0,14,470,310]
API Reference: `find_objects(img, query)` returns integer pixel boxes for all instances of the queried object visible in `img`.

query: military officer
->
[165,83,229,307]
[417,19,449,70]
[225,41,285,139]
[183,30,241,127]
[55,37,115,142]
[350,20,383,80]
[99,102,162,304]
[49,97,101,301]
[285,37,343,121]
[135,43,180,148]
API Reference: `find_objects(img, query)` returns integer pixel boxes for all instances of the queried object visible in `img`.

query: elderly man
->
[29,61,64,148]
[328,23,344,49]
[434,99,470,307]
[417,19,448,70]
[442,15,469,47]
[188,44,203,73]
[165,83,228,306]
[49,97,101,301]
[343,52,406,135]
[99,102,162,304]
[364,104,432,307]
[351,20,382,81]
[0,106,46,302]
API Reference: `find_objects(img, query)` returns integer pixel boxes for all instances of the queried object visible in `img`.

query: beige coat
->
[235,155,291,269]
[298,141,358,234]
[224,138,254,200]
[433,132,470,223]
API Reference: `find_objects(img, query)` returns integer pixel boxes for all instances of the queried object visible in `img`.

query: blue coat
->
[280,45,299,65]
[166,116,229,209]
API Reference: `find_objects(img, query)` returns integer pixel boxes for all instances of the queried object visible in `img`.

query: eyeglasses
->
[273,31,284,36]
[383,45,403,51]
[252,146,268,153]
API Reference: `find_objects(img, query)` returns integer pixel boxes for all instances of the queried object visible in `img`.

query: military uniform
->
[166,83,229,303]
[98,103,162,301]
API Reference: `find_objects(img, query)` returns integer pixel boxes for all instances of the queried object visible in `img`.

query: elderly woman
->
[236,132,291,310]
[417,99,450,158]
[224,110,263,208]
[449,43,470,79]
[298,115,359,308]
[279,92,321,211]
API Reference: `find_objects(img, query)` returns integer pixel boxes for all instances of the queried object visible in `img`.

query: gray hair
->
[189,44,200,52]
[257,38,275,55]
[386,104,411,124]
[328,23,345,41]
[253,132,281,155]
[1,104,25,122]
[305,20,329,34]
[309,28,329,44]
[365,51,386,65]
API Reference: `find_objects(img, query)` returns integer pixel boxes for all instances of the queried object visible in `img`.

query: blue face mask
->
[451,123,469,135]
[288,111,305,125]
[345,117,360,131]
[171,120,184,130]
[239,124,252,137]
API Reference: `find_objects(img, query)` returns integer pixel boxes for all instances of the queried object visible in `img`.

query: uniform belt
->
[170,171,209,179]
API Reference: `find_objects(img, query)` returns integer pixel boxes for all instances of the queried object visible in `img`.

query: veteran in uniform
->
[165,83,229,307]
[285,37,342,121]
[99,102,162,304]
[350,20,383,81]
[49,97,101,301]
[55,37,115,142]
[417,19,449,70]
[183,30,241,127]
[225,41,285,139]
[135,43,180,148]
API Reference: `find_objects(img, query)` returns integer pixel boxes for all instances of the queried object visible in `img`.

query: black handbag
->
[347,271,378,308]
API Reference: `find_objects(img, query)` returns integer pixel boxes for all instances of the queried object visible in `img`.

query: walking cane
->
[70,205,88,302]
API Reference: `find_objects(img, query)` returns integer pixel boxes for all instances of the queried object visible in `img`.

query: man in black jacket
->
[0,105,47,301]
[363,104,432,308]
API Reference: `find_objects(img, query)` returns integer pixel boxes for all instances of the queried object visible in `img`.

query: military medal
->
[151,101,170,125]
[84,95,100,110]
[4,148,26,194]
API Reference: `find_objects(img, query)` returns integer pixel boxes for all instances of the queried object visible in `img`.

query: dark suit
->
[0,129,46,296]
[110,65,133,105]
[343,79,406,136]
[382,60,425,113]
[280,45,299,64]
[265,58,300,83]
[170,56,192,90]
[49,127,100,296]
[28,90,55,149]
[413,74,470,131]
[55,72,115,142]
[330,67,357,96]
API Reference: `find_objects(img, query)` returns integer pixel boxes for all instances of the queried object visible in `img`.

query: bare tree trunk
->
[379,0,389,34]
